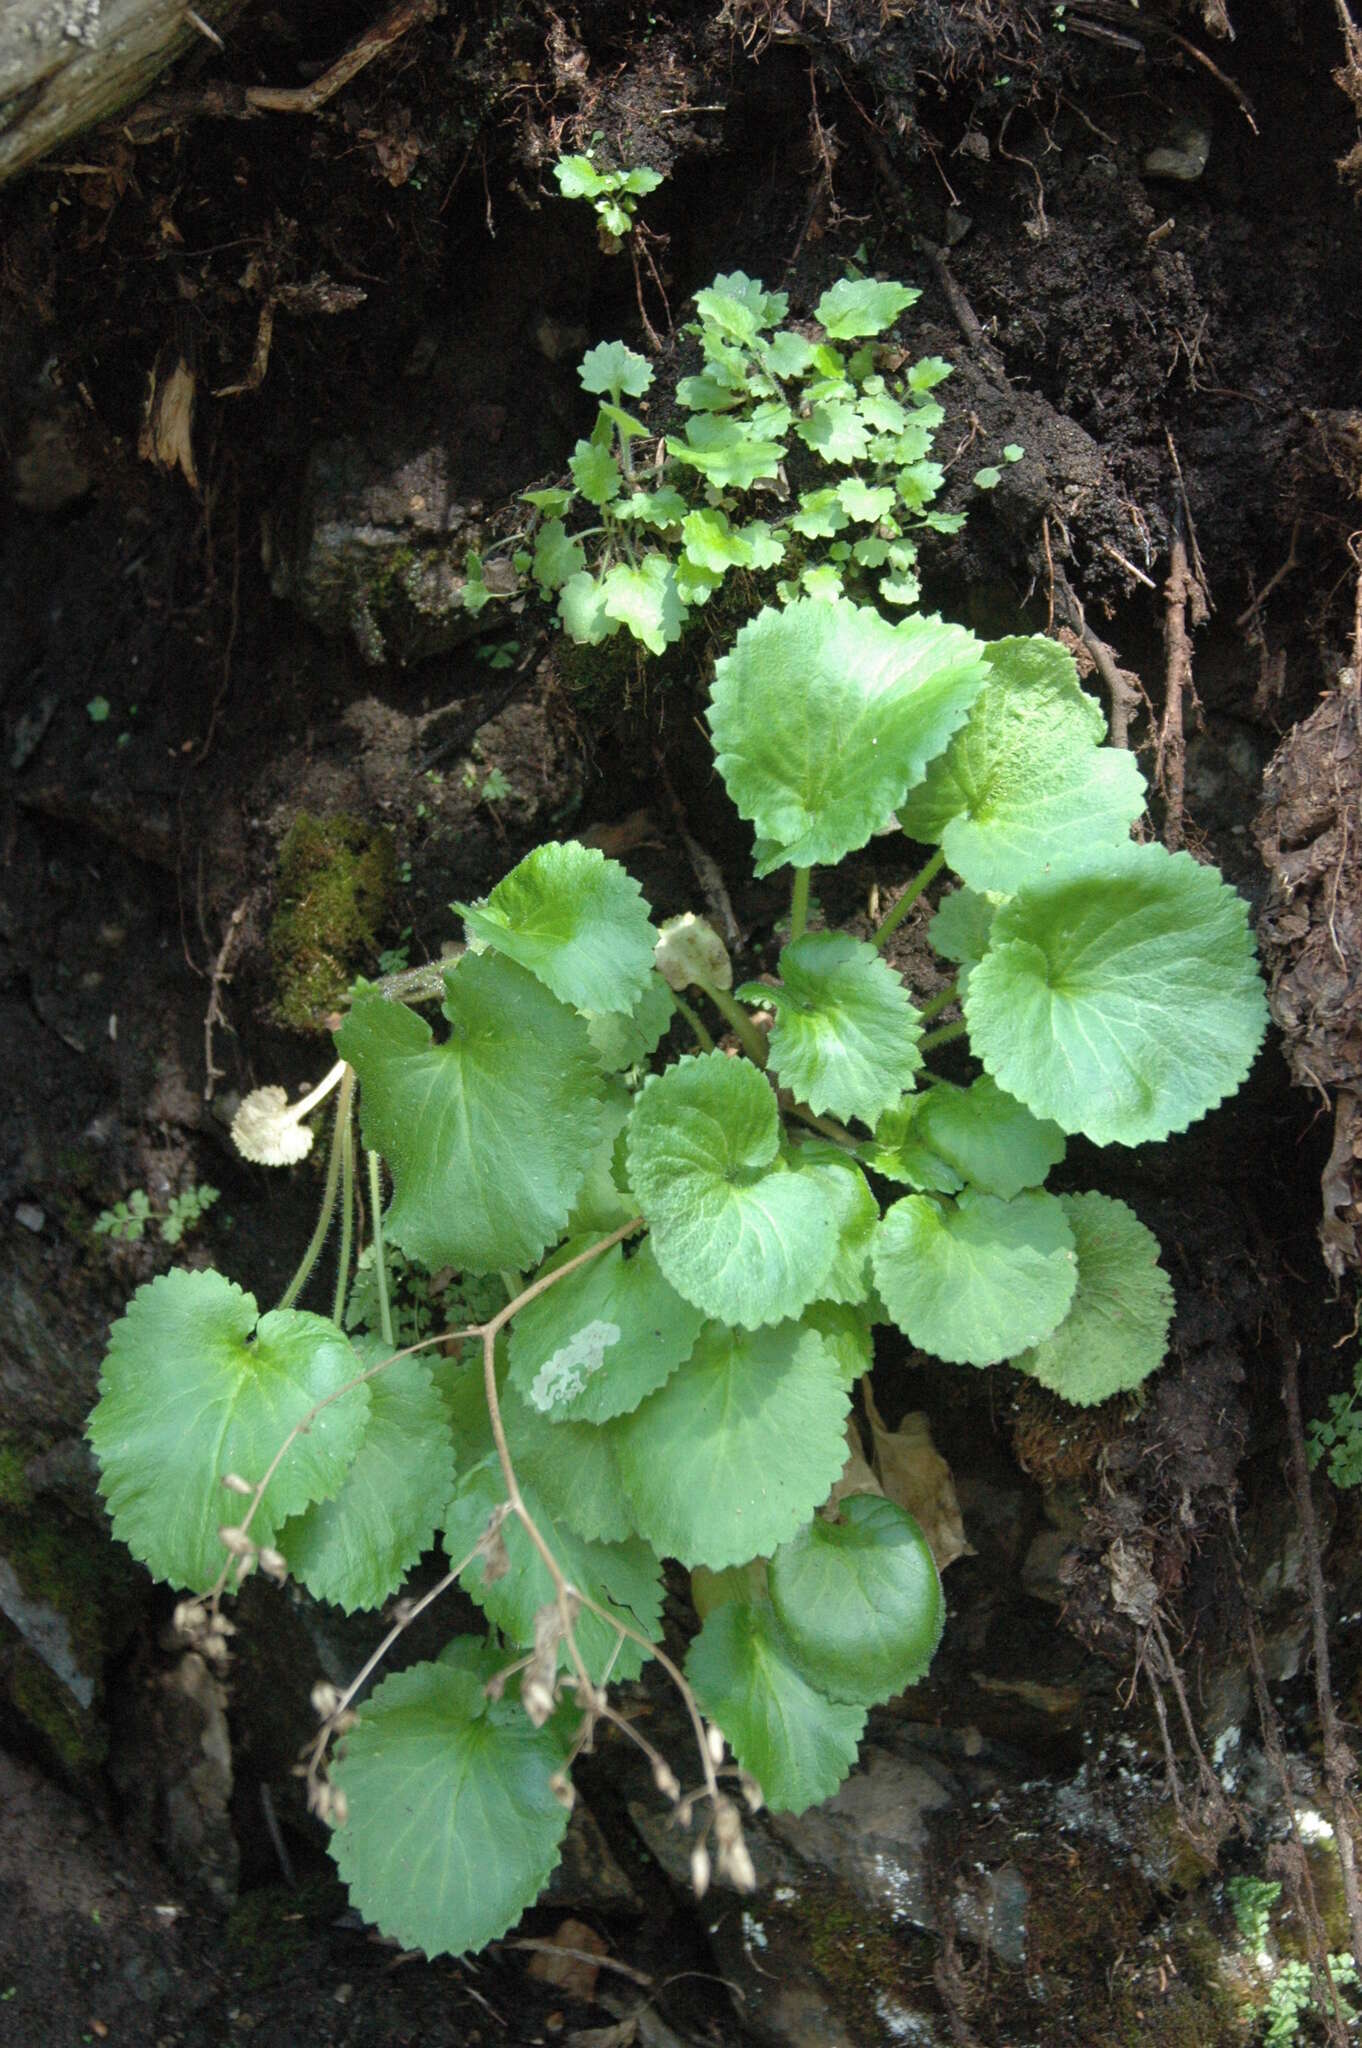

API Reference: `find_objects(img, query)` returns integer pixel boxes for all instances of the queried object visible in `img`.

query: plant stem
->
[367,1151,393,1349]
[874,847,946,950]
[277,1067,355,1313]
[670,989,715,1053]
[789,866,811,943]
[699,982,768,1067]
[920,1017,967,1054]
[333,1106,356,1328]
[916,979,960,1024]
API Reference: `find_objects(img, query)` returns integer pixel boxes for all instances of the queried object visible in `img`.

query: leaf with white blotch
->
[444,1457,660,1682]
[708,600,988,876]
[90,1268,370,1593]
[613,1319,850,1568]
[330,1640,572,1958]
[509,1236,703,1424]
[815,278,919,339]
[1012,1192,1175,1405]
[740,931,922,1126]
[866,1076,1064,1199]
[276,1346,455,1611]
[337,953,605,1273]
[897,636,1147,890]
[873,1188,1077,1366]
[625,1052,838,1327]
[456,841,657,1016]
[768,1494,943,1707]
[964,842,1270,1146]
[686,1598,865,1815]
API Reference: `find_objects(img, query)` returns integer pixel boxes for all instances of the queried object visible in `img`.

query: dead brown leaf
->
[863,1385,972,1571]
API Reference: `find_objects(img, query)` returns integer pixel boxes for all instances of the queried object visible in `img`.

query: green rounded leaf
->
[585,972,675,1074]
[815,278,919,339]
[614,1321,851,1568]
[456,841,657,1016]
[275,1352,455,1612]
[928,885,996,977]
[337,954,605,1273]
[897,636,1147,890]
[331,1642,572,1957]
[790,1143,878,1306]
[90,1269,370,1593]
[600,557,686,655]
[687,1599,865,1814]
[868,1075,1064,1199]
[964,843,1270,1146]
[873,1188,1077,1365]
[1012,1192,1175,1405]
[743,931,923,1126]
[579,339,653,400]
[444,1459,661,1683]
[625,1053,838,1327]
[509,1236,703,1424]
[708,600,988,875]
[768,1494,943,1706]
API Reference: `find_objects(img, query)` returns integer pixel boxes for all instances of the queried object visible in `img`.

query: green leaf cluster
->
[497,267,1022,652]
[554,151,664,245]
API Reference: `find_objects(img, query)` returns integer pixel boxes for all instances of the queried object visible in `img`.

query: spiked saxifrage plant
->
[463,268,1021,647]
[88,340,1267,1964]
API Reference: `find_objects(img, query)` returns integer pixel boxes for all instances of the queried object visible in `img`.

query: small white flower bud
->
[311,1681,342,1720]
[218,1524,255,1558]
[257,1546,288,1582]
[705,1722,726,1768]
[548,1770,576,1811]
[652,1759,681,1802]
[329,1788,349,1829]
[221,1473,254,1496]
[690,1843,712,1900]
[522,1674,557,1728]
[676,1799,693,1831]
[173,1600,208,1638]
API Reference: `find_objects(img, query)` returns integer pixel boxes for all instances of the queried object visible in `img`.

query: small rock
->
[14,1202,45,1233]
[1143,122,1212,182]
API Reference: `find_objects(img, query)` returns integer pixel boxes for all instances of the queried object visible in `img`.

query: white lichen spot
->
[741,1911,767,1953]
[528,1320,621,1411]
[873,1992,936,2043]
[1295,1808,1336,1843]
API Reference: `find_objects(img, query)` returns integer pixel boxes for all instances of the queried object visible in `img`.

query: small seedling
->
[94,1184,218,1246]
[554,151,663,248]
[1308,1352,1362,1487]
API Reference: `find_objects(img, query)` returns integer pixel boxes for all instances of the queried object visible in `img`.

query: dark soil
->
[4,1,1362,2043]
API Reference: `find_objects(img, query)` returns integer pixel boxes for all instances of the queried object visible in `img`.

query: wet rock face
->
[271,428,511,667]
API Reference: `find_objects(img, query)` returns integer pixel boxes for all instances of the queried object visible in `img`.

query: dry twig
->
[245,0,441,115]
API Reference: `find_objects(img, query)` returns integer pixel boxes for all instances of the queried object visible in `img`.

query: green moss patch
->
[270,812,396,1031]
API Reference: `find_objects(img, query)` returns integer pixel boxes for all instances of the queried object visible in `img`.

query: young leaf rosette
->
[963,842,1269,1147]
[707,599,989,875]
